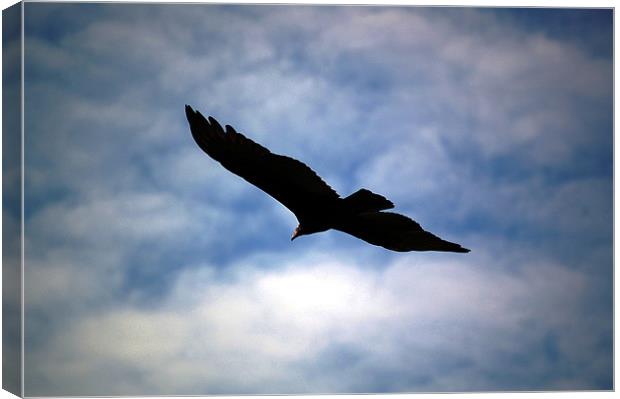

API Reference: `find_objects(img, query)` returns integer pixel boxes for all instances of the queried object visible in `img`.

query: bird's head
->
[291,225,305,241]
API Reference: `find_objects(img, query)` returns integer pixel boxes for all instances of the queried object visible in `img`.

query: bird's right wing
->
[335,211,470,253]
[185,106,340,220]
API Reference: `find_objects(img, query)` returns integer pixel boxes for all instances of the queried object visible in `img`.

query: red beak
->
[291,227,300,241]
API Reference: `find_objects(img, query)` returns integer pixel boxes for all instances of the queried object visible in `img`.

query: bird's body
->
[185,105,469,253]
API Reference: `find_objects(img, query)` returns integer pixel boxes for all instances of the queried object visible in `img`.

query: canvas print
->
[2,2,613,396]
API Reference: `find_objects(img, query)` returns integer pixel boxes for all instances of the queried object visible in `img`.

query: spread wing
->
[185,105,340,220]
[335,211,470,253]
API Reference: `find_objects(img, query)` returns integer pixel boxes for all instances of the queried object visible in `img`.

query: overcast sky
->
[13,3,613,396]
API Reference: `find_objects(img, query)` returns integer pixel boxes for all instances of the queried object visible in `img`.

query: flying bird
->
[185,105,469,253]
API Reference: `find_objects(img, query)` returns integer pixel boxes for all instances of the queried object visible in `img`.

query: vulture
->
[185,105,470,253]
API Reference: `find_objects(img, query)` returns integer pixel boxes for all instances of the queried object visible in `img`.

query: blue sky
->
[13,3,612,395]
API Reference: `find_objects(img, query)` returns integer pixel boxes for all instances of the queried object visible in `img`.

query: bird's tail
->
[343,188,395,213]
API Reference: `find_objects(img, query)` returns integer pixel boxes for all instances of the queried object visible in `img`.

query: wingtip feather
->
[185,104,195,120]
[208,116,224,133]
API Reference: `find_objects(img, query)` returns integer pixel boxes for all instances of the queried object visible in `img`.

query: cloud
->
[20,4,612,395]
[25,249,610,395]
[303,7,612,167]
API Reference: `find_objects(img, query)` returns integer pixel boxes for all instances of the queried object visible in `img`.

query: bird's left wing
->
[335,211,470,253]
[185,105,340,220]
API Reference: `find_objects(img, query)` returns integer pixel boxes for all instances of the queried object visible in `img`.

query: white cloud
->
[21,4,611,395]
[304,7,611,164]
[27,192,200,244]
[25,248,608,395]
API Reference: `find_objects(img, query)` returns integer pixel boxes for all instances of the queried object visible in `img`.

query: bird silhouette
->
[185,105,469,253]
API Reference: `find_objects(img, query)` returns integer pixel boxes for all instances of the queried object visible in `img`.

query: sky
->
[7,2,613,396]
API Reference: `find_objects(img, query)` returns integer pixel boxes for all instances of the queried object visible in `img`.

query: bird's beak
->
[291,227,300,241]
